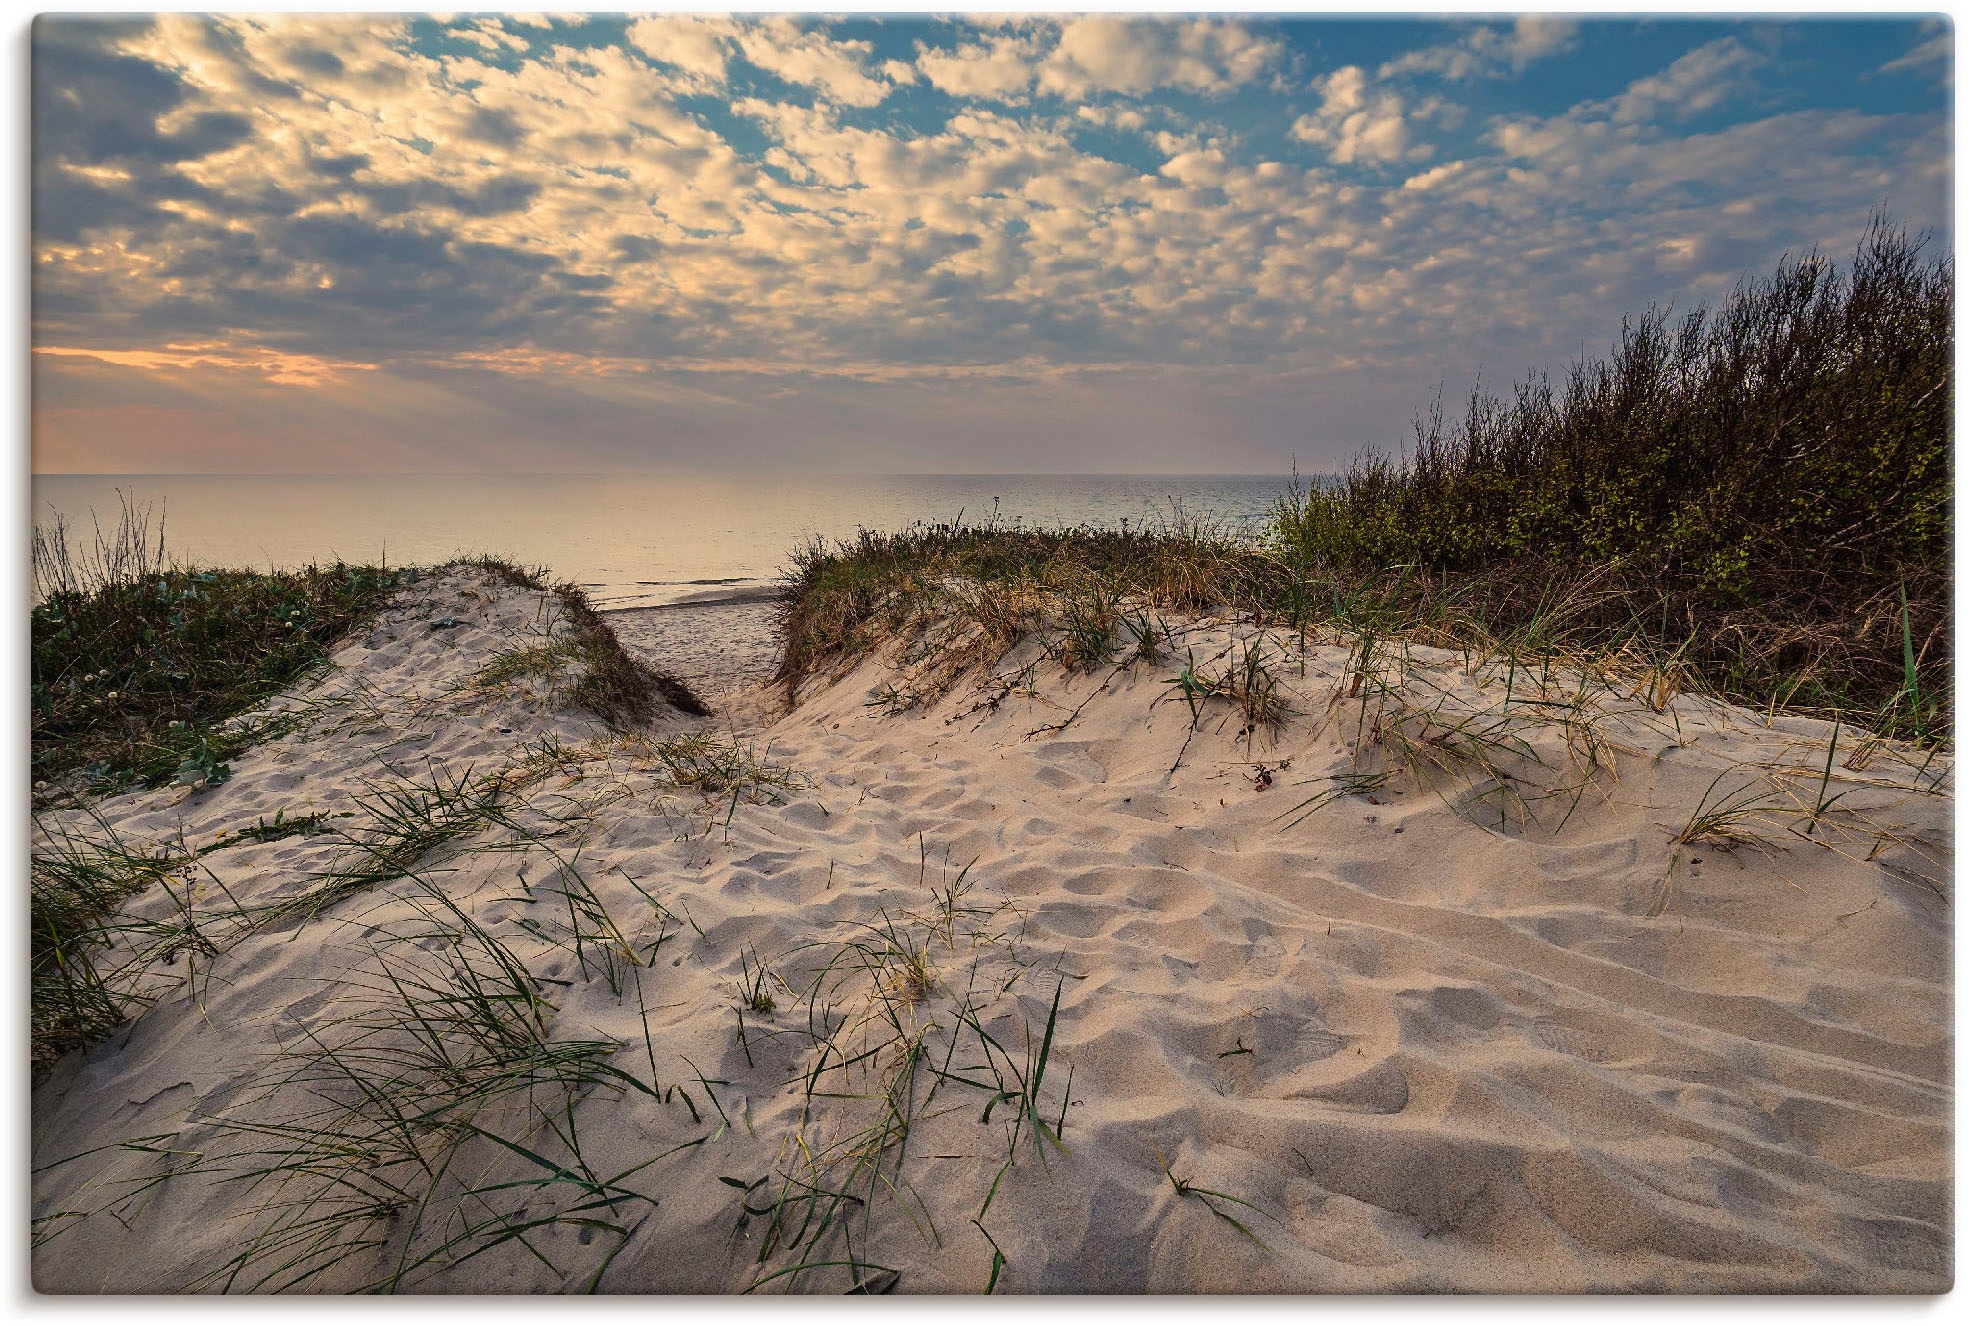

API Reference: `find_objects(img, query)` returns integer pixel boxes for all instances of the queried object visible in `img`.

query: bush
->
[1269,217,1951,740]
[1273,219,1949,588]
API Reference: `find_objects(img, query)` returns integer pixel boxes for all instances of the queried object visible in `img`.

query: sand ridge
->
[30,570,1953,1293]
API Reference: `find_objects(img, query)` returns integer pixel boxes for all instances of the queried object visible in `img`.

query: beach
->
[29,564,1952,1293]
[25,8,1956,1300]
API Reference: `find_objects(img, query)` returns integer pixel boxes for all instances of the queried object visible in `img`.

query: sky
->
[29,11,1953,475]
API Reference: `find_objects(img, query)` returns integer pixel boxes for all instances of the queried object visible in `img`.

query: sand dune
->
[31,568,1952,1293]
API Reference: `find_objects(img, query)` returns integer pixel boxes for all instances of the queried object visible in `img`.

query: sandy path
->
[604,598,781,726]
[30,574,1952,1293]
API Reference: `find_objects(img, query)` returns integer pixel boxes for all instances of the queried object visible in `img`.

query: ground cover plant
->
[31,496,406,796]
[777,223,1951,746]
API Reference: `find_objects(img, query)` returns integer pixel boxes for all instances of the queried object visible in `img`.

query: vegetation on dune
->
[31,498,406,797]
[31,513,705,801]
[551,578,711,724]
[1279,220,1949,583]
[778,222,1951,745]
[775,514,1258,702]
[1272,218,1950,740]
[28,513,703,1071]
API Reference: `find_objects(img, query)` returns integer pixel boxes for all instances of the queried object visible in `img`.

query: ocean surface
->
[33,474,1294,611]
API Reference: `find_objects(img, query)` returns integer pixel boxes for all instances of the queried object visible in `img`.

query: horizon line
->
[31,469,1329,481]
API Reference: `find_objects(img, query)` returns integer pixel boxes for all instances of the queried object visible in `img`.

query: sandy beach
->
[27,9,1956,1302]
[30,565,1952,1293]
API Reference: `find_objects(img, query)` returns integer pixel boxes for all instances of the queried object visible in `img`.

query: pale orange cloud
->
[36,343,378,388]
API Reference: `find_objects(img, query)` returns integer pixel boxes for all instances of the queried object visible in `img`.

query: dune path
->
[31,569,1952,1293]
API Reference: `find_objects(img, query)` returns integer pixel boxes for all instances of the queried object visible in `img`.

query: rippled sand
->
[32,568,1952,1293]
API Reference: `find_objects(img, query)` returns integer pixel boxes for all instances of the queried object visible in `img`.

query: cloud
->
[1036,17,1281,98]
[1379,17,1579,82]
[1290,66,1427,165]
[1879,28,1951,86]
[915,32,1039,101]
[1603,37,1767,123]
[735,17,895,107]
[36,340,377,387]
[625,15,739,89]
[1076,103,1149,133]
[27,15,1953,474]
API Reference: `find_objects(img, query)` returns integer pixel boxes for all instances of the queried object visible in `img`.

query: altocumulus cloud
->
[29,14,1951,473]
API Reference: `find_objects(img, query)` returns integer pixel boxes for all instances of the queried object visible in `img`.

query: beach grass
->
[734,851,1071,1294]
[464,557,710,724]
[31,495,406,797]
[29,811,189,1068]
[776,222,1951,746]
[29,520,705,1075]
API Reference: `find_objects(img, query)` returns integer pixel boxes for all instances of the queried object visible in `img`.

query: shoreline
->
[602,595,782,720]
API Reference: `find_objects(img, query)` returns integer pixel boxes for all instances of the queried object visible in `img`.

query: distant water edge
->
[34,473,1297,611]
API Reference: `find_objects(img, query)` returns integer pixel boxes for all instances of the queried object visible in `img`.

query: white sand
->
[31,567,1953,1293]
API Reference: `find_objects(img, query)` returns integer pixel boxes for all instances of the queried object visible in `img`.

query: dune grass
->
[29,512,703,1076]
[32,510,706,806]
[732,850,1072,1294]
[31,496,406,798]
[37,882,674,1292]
[464,557,709,724]
[776,223,1950,747]
[636,732,807,804]
[29,812,196,1069]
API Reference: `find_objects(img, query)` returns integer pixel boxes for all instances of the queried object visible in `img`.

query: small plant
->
[1675,768,1781,851]
[645,733,805,804]
[1222,638,1294,737]
[884,940,935,1008]
[1276,769,1392,829]
[1794,718,1854,838]
[1162,639,1294,740]
[740,946,779,1016]
[211,808,339,848]
[1164,648,1230,729]
[1120,607,1171,666]
[172,737,231,791]
[473,638,583,692]
[865,682,923,715]
[1155,1143,1274,1250]
[1378,704,1540,831]
[1053,586,1120,672]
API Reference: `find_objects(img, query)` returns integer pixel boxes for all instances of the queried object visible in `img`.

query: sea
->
[32,474,1296,612]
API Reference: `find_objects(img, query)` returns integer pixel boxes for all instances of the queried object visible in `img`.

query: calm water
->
[33,474,1293,610]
